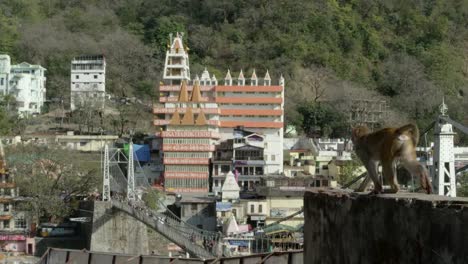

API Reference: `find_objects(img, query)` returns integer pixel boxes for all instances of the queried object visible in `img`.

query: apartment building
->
[70,55,106,110]
[0,55,46,116]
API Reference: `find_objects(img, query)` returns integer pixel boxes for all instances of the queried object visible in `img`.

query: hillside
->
[1,0,468,136]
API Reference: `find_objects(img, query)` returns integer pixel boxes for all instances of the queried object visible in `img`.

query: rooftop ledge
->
[304,188,468,263]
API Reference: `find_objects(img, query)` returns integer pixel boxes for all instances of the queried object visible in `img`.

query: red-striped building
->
[155,33,284,193]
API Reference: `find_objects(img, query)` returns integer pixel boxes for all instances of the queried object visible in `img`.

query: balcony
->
[153,107,219,115]
[163,158,209,165]
[162,144,215,152]
[160,131,220,138]
[154,119,220,126]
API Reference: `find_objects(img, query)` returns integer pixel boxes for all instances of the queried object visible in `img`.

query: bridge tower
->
[433,99,457,197]
[127,143,136,200]
[102,144,111,201]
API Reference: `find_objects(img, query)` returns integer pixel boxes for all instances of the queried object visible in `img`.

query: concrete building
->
[0,55,46,116]
[212,128,265,195]
[179,196,216,231]
[55,132,118,152]
[154,33,284,194]
[0,143,30,253]
[70,55,106,111]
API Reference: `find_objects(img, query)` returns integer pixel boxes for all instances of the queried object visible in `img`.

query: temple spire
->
[250,69,258,86]
[238,69,245,86]
[225,69,232,86]
[264,70,271,86]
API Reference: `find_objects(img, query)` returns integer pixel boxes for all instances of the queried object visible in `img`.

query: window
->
[0,78,3,85]
[232,209,237,217]
[221,211,226,217]
[259,204,263,213]
[75,75,79,79]
[214,180,219,187]
[271,155,275,161]
[3,204,9,212]
[94,75,98,79]
[15,218,26,229]
[250,204,255,213]
[191,204,197,211]
[3,220,9,229]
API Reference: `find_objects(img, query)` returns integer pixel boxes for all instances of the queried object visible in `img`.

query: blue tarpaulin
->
[216,202,232,212]
[124,144,151,162]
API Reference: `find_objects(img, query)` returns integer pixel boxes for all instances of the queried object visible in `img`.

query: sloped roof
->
[178,81,189,102]
[180,107,194,125]
[169,110,181,125]
[195,111,207,125]
[190,81,202,102]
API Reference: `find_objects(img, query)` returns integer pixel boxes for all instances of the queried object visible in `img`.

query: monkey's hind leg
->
[382,161,399,193]
[402,160,433,194]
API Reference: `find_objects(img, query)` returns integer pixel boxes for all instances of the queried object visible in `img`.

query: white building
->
[70,55,106,110]
[0,55,46,116]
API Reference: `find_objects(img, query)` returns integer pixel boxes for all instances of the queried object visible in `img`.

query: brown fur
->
[352,124,432,194]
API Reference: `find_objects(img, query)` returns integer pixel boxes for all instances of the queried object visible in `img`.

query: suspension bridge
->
[98,143,304,259]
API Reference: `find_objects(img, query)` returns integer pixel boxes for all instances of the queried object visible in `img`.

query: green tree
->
[6,145,100,223]
[297,102,348,138]
[338,157,363,187]
[141,188,163,211]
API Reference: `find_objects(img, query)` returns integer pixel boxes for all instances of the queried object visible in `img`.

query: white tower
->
[127,143,136,200]
[102,144,111,201]
[433,99,456,197]
[163,32,190,85]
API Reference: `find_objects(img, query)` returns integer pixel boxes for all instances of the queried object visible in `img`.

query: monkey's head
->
[351,125,370,143]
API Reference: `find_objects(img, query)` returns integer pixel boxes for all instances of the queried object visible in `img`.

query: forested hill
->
[1,0,468,133]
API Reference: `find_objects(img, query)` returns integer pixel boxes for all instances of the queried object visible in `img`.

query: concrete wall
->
[90,201,149,255]
[39,248,303,264]
[304,189,468,264]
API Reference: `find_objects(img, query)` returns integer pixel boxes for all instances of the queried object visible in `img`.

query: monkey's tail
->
[396,123,419,146]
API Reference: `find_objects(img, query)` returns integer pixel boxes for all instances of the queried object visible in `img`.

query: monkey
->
[351,124,432,194]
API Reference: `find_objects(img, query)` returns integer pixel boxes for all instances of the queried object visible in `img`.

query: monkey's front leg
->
[367,160,382,194]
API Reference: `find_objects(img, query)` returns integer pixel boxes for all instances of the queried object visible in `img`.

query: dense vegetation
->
[1,0,468,137]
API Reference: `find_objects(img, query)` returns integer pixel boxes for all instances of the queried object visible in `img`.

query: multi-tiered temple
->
[154,33,284,193]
